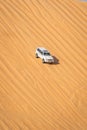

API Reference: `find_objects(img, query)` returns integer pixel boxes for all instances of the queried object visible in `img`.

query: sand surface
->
[0,0,87,129]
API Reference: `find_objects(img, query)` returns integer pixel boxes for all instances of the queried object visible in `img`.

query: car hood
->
[44,56,53,60]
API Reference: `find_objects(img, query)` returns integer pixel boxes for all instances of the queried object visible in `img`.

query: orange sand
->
[0,0,87,129]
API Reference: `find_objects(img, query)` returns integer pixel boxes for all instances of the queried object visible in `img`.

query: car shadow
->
[52,56,59,65]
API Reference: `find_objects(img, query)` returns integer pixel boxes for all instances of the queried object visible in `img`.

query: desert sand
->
[0,0,87,129]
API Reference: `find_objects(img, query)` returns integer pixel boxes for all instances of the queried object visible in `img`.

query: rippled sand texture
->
[0,0,87,130]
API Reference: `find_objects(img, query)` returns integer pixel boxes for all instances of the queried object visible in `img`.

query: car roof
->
[37,47,49,52]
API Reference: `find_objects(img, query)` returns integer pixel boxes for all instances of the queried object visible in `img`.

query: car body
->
[35,47,54,63]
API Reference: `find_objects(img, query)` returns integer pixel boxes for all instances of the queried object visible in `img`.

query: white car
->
[35,47,54,63]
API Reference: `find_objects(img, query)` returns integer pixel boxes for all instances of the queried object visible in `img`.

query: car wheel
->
[36,53,38,58]
[42,59,45,63]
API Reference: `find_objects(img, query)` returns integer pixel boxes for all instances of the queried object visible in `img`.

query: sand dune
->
[0,0,87,129]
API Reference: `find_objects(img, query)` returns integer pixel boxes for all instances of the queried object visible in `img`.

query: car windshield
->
[44,52,50,56]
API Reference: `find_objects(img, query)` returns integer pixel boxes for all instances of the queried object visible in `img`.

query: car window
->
[37,49,41,53]
[37,48,39,51]
[37,49,43,54]
[44,52,50,56]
